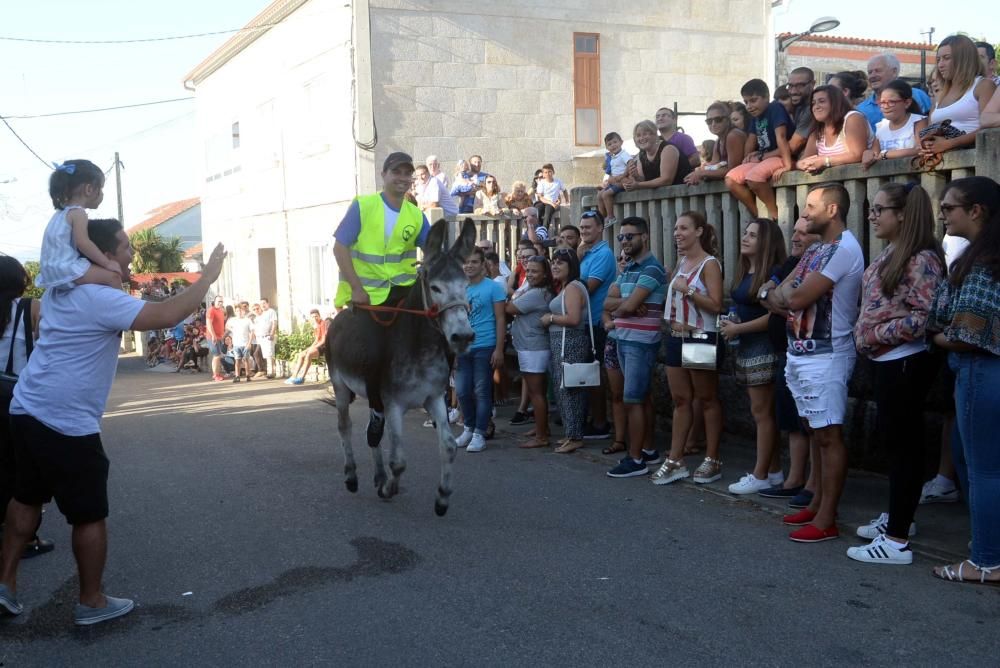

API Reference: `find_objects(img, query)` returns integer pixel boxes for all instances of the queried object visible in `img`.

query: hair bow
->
[52,162,76,175]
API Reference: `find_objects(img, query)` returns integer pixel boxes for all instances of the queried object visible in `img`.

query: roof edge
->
[182,0,311,89]
[776,32,938,52]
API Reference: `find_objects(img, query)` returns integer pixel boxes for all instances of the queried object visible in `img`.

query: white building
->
[184,0,771,327]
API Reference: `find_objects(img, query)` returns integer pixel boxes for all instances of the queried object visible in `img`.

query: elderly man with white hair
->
[425,155,448,189]
[858,53,933,131]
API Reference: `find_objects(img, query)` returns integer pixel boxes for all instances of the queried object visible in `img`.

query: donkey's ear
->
[423,219,448,260]
[450,218,477,260]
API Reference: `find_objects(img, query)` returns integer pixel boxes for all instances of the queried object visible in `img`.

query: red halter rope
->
[352,300,443,327]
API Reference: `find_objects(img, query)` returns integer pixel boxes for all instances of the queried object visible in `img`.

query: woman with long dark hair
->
[848,183,945,564]
[796,85,873,174]
[926,176,1000,585]
[720,218,788,494]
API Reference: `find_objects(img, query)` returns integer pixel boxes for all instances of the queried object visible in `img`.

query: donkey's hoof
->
[345,477,358,493]
[434,500,449,516]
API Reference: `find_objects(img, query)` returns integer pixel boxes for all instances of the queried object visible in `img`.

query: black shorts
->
[10,414,110,525]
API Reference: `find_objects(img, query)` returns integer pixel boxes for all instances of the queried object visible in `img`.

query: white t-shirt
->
[606,149,632,178]
[254,308,277,339]
[228,315,253,347]
[11,286,144,436]
[875,114,924,151]
[535,179,566,203]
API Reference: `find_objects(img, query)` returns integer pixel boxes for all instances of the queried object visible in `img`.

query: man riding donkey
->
[332,152,434,447]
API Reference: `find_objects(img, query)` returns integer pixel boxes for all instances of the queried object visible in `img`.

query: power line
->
[7,96,194,119]
[0,22,284,45]
[0,114,50,169]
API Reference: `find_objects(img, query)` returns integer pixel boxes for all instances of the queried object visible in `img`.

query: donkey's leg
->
[334,379,358,493]
[377,402,406,499]
[425,393,457,516]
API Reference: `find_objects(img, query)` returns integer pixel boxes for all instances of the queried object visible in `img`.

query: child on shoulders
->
[38,160,123,290]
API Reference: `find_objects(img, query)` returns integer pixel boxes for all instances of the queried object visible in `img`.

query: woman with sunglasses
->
[926,176,1000,585]
[652,211,725,486]
[506,256,555,448]
[684,101,747,185]
[474,176,503,217]
[848,183,945,565]
[862,80,928,169]
[542,248,591,453]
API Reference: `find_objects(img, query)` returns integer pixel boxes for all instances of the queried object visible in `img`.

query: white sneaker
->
[846,535,913,565]
[448,408,460,424]
[422,418,435,428]
[728,473,771,495]
[455,429,474,448]
[466,433,486,452]
[856,512,917,540]
[919,478,959,504]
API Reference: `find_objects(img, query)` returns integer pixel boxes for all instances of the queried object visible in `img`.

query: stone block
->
[552,114,574,141]
[495,89,540,114]
[474,64,519,90]
[482,113,527,138]
[372,9,433,37]
[441,111,484,137]
[381,60,435,86]
[414,86,456,113]
[683,73,714,98]
[516,66,551,91]
[639,48,669,73]
[522,113,556,138]
[485,42,530,66]
[378,85,417,112]
[447,38,485,64]
[455,88,497,113]
[431,15,470,39]
[537,90,573,115]
[383,38,440,63]
[432,62,477,87]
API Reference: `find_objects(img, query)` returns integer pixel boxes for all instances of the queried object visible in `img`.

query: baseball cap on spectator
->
[383,152,415,172]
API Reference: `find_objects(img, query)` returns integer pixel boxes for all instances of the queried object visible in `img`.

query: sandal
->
[602,441,627,455]
[933,560,1000,587]
[554,439,584,454]
[518,438,550,449]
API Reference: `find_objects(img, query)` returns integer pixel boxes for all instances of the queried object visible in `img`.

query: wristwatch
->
[758,286,770,300]
[880,149,889,160]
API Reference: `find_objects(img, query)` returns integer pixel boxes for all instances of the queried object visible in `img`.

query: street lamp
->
[775,16,840,86]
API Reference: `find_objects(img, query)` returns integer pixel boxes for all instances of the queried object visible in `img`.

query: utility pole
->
[114,151,124,225]
[920,27,935,45]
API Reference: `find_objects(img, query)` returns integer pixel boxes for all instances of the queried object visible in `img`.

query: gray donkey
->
[324,219,476,515]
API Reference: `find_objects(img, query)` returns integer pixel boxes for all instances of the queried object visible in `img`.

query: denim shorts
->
[617,339,659,404]
[231,345,249,360]
[602,184,625,195]
[785,352,856,429]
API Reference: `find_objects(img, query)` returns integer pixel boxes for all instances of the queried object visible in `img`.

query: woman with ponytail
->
[848,183,946,565]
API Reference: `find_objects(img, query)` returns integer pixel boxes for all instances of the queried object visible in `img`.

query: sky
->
[0,0,995,261]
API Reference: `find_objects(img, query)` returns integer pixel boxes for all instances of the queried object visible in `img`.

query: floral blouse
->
[854,247,944,358]
[927,264,1000,356]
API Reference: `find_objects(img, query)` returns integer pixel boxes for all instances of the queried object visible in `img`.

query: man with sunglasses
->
[603,217,667,477]
[578,211,617,440]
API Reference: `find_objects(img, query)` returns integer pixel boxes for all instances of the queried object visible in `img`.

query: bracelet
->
[824,156,831,168]
[686,286,696,297]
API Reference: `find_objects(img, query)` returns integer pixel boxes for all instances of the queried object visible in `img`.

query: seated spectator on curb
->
[976,41,1000,85]
[578,211,617,441]
[926,176,1000,585]
[684,101,747,185]
[414,165,457,217]
[503,180,533,216]
[729,101,753,133]
[786,67,817,159]
[557,225,580,252]
[534,164,569,229]
[827,70,869,108]
[597,132,631,227]
[769,183,864,544]
[604,217,667,478]
[862,80,928,168]
[859,54,934,131]
[474,175,503,216]
[506,256,554,448]
[759,217,823,504]
[724,79,793,220]
[653,212,725,487]
[655,106,701,168]
[622,120,690,194]
[600,252,631,456]
[796,85,872,175]
[920,35,997,162]
[284,309,327,386]
[848,182,945,565]
[721,218,788,495]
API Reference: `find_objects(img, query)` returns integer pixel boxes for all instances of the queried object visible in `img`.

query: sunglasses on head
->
[581,210,600,219]
[617,232,642,242]
[552,248,574,260]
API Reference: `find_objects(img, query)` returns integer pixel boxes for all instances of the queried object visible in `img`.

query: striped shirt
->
[613,253,667,344]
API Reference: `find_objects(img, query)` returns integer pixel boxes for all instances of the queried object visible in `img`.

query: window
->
[573,32,601,146]
[231,121,240,149]
[309,245,335,306]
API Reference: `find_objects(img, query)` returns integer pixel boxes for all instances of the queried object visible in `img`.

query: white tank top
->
[665,255,720,332]
[931,77,983,133]
[817,110,875,156]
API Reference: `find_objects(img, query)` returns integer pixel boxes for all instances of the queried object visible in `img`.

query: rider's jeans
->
[456,347,494,435]
[949,351,1000,566]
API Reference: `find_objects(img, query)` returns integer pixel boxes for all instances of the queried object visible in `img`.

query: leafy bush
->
[275,320,315,362]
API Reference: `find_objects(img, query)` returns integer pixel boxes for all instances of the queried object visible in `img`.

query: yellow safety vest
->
[335,193,422,307]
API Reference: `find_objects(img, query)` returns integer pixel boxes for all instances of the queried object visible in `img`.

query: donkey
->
[324,219,476,516]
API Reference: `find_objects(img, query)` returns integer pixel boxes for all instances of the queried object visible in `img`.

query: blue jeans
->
[949,352,1000,566]
[456,347,494,435]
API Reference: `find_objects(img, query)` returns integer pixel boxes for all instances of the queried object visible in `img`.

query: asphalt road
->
[1,356,997,667]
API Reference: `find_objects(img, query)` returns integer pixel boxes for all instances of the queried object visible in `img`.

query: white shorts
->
[257,337,275,358]
[517,349,550,374]
[785,352,855,429]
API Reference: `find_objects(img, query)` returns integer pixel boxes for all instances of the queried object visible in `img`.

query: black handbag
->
[1,297,34,414]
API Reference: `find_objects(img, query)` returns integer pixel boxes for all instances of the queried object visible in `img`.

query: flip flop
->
[519,439,550,449]
[555,440,584,454]
[601,441,626,455]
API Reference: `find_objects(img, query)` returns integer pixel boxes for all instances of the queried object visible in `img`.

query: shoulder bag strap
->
[560,290,566,358]
[21,297,33,360]
[577,281,596,356]
[6,299,26,375]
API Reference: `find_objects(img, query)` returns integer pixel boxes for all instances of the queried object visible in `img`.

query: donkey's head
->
[421,218,477,354]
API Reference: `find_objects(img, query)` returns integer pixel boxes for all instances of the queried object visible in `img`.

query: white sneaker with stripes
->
[846,535,913,565]
[855,512,916,540]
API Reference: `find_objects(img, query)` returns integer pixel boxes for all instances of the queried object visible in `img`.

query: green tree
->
[129,228,184,274]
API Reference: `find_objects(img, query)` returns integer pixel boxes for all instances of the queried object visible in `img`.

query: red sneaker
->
[789,524,839,543]
[212,375,226,382]
[783,509,817,526]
